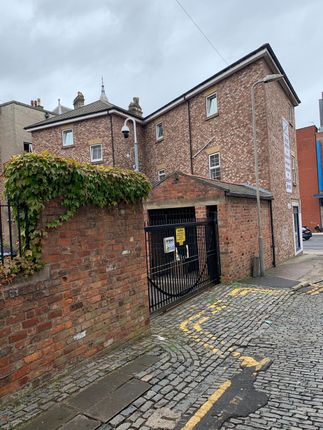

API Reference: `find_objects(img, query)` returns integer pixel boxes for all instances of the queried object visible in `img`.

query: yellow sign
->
[176,227,186,245]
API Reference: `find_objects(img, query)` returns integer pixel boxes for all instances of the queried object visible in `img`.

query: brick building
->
[26,44,301,279]
[296,95,323,231]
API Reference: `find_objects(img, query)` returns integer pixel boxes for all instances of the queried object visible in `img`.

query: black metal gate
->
[145,209,220,313]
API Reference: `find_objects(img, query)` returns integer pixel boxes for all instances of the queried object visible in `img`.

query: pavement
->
[0,252,323,430]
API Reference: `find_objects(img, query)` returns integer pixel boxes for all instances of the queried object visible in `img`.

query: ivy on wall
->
[1,151,151,283]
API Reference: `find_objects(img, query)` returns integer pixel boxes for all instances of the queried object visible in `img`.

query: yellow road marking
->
[306,285,323,295]
[179,286,274,429]
[180,380,231,430]
[229,287,281,297]
[238,356,270,371]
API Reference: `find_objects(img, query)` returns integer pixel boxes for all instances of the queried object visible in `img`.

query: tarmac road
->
[303,233,323,253]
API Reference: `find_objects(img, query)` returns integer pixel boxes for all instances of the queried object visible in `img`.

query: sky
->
[0,0,322,129]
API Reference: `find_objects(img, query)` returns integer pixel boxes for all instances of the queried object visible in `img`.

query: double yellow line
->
[179,287,279,429]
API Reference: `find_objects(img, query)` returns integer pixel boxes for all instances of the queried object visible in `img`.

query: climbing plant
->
[1,151,151,282]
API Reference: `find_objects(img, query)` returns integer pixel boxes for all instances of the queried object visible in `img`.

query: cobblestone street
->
[1,276,323,430]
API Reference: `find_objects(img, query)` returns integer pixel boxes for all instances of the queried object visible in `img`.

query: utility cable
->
[175,0,229,66]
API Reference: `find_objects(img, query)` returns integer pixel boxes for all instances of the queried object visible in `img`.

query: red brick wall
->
[32,114,143,170]
[265,68,300,261]
[296,126,320,230]
[0,201,149,398]
[218,197,272,281]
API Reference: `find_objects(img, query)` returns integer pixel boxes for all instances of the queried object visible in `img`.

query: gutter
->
[25,109,143,132]
[225,191,273,200]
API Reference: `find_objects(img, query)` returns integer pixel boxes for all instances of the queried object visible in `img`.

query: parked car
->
[302,226,312,241]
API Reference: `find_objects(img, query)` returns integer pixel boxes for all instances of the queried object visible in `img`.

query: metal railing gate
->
[145,216,220,313]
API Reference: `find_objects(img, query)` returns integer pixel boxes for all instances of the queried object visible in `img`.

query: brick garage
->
[145,172,273,281]
[0,201,149,398]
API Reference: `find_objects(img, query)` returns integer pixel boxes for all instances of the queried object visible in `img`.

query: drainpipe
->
[269,200,276,267]
[109,115,115,167]
[187,99,194,174]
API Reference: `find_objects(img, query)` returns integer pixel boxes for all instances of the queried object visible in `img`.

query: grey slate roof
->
[155,172,273,200]
[26,100,113,128]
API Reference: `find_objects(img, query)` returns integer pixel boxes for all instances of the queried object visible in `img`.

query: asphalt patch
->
[241,275,299,288]
[193,366,269,430]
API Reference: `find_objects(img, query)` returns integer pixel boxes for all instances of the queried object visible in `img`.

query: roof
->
[25,99,143,130]
[145,43,300,121]
[26,43,300,131]
[0,100,55,115]
[52,104,72,115]
[26,100,113,128]
[154,171,273,200]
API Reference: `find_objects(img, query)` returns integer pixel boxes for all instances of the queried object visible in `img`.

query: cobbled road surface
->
[1,281,322,430]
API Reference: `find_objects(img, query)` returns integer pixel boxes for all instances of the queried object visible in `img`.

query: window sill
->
[62,144,75,149]
[156,137,164,143]
[206,113,219,121]
[91,160,104,165]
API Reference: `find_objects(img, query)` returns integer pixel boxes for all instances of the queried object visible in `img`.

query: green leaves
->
[2,151,151,282]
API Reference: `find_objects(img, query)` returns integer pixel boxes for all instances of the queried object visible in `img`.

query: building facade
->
[26,44,302,277]
[296,124,323,230]
[0,100,53,173]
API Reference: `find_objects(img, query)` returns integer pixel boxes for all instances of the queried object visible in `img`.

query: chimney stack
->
[73,91,85,109]
[128,97,143,117]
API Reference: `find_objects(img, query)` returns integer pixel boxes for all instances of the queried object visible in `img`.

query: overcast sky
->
[1,0,322,128]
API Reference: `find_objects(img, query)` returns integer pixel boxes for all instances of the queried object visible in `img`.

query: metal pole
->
[251,81,265,276]
[124,117,139,172]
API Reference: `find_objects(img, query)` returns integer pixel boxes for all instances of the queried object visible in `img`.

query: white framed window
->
[206,93,218,117]
[156,123,164,141]
[158,169,166,182]
[209,153,220,180]
[23,142,32,152]
[90,144,103,163]
[62,129,73,147]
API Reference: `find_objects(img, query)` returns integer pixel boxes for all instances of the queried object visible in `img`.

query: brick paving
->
[0,281,322,430]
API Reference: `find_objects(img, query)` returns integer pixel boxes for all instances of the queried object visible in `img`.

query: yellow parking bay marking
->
[180,380,231,430]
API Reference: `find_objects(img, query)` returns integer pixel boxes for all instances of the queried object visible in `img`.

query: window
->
[90,144,103,163]
[23,142,32,152]
[156,123,163,141]
[158,169,166,182]
[206,93,218,117]
[209,153,220,180]
[62,129,73,147]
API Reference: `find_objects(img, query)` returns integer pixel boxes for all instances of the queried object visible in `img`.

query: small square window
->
[158,169,166,182]
[23,142,32,152]
[62,129,73,147]
[156,123,163,141]
[90,144,103,163]
[206,93,218,117]
[209,153,220,180]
